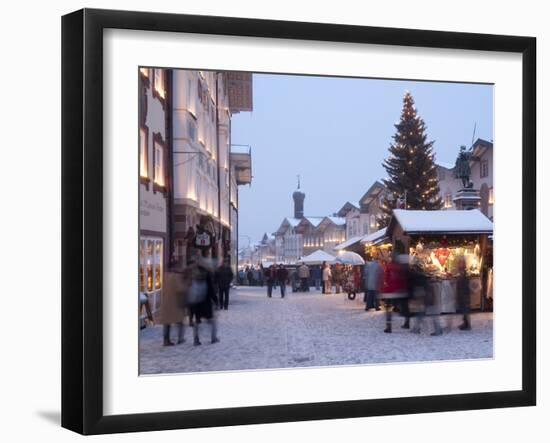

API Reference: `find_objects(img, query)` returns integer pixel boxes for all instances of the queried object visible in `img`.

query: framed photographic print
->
[61,8,536,435]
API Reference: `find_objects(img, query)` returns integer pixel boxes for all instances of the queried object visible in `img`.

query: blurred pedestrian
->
[345,266,361,300]
[215,259,234,310]
[298,263,310,292]
[159,270,187,346]
[363,255,382,311]
[186,259,220,346]
[277,264,288,298]
[311,265,321,290]
[322,262,332,294]
[252,266,260,286]
[456,255,472,330]
[246,267,254,286]
[258,264,265,287]
[265,264,276,298]
[237,268,245,285]
[139,292,154,329]
[379,254,409,333]
[333,263,343,293]
[409,261,442,336]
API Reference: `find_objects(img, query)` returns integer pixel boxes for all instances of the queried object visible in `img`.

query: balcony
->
[230,145,252,185]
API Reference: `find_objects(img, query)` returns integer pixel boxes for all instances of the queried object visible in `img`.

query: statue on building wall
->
[454,145,473,188]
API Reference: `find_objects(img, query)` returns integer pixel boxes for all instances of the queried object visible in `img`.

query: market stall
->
[360,227,392,261]
[386,209,493,312]
[296,249,336,265]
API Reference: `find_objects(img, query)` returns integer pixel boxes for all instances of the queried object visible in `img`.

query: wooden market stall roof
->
[389,209,493,235]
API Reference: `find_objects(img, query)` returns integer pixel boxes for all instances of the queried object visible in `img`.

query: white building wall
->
[139,69,167,234]
[470,147,494,219]
[437,165,463,210]
[172,69,229,220]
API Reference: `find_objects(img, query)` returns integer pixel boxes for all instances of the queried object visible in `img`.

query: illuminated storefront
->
[139,236,164,311]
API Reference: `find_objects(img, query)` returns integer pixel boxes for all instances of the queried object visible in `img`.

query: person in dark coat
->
[311,265,321,290]
[265,264,276,297]
[277,264,289,298]
[215,259,234,310]
[456,255,472,330]
[185,259,219,345]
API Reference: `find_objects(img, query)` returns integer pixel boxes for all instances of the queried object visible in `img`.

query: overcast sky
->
[231,73,493,246]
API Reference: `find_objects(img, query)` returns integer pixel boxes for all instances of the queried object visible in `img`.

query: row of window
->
[347,215,379,237]
[140,68,166,102]
[139,126,165,188]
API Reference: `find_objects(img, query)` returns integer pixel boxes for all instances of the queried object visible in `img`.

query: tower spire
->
[292,175,305,219]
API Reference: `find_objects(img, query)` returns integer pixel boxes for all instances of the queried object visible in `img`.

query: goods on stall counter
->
[433,248,451,267]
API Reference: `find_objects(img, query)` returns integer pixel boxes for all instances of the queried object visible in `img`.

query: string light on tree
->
[379,90,443,227]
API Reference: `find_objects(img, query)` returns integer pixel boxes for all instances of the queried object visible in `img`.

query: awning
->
[335,251,365,265]
[297,250,336,265]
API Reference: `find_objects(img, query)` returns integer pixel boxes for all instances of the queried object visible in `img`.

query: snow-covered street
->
[139,285,493,375]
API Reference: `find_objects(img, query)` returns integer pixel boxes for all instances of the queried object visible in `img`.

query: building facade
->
[139,67,171,314]
[273,189,346,263]
[436,139,493,219]
[469,139,494,219]
[171,70,252,267]
[437,163,463,210]
[139,68,252,318]
[358,181,389,235]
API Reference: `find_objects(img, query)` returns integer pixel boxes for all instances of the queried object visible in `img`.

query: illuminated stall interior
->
[386,209,493,311]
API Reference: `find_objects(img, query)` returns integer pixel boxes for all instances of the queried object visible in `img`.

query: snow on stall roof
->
[392,209,493,234]
[360,228,387,244]
[334,235,363,250]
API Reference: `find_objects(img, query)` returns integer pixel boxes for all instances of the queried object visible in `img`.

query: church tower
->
[292,175,305,219]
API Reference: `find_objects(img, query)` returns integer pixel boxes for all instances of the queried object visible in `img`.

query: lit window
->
[153,139,165,187]
[480,159,489,178]
[154,69,165,99]
[139,127,148,178]
[489,188,494,205]
[154,241,163,290]
[444,193,453,208]
[140,238,163,293]
[370,214,377,229]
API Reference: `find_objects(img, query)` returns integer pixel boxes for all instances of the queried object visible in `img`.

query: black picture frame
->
[61,8,536,435]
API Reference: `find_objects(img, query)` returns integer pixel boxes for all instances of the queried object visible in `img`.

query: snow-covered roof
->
[334,235,363,250]
[336,201,360,217]
[285,217,302,227]
[391,209,493,234]
[297,249,336,265]
[326,216,346,226]
[303,216,324,227]
[360,227,388,244]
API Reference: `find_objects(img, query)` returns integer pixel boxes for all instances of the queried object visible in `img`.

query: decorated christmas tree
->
[379,91,442,226]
